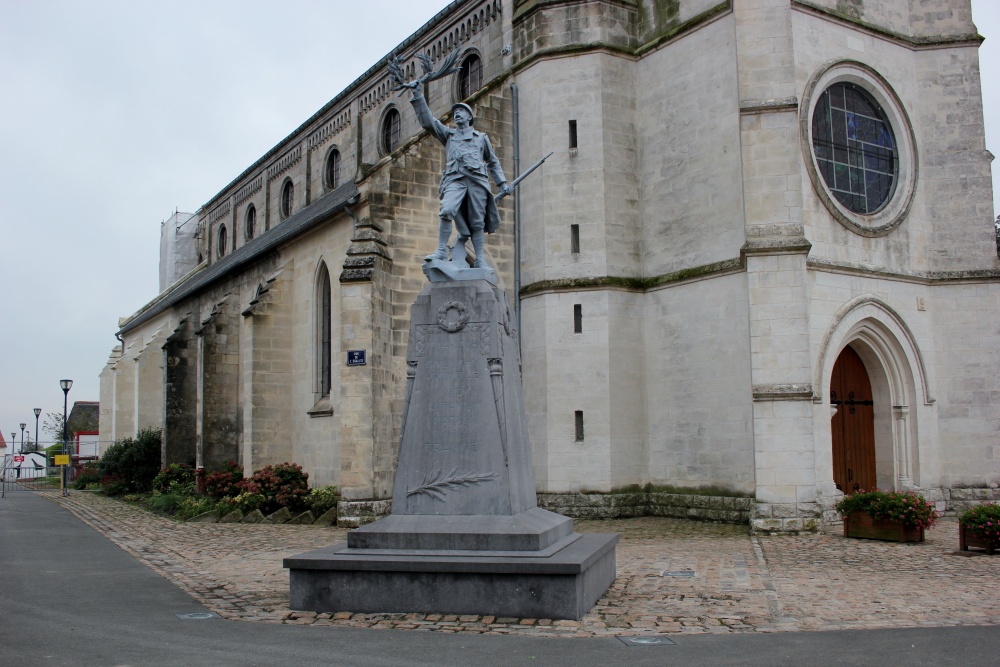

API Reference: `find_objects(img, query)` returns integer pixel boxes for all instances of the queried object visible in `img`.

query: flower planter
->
[959,523,997,555]
[843,511,924,543]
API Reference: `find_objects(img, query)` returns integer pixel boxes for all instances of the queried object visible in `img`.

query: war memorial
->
[103,0,999,554]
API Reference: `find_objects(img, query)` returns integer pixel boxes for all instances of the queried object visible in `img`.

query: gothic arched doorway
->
[831,346,876,493]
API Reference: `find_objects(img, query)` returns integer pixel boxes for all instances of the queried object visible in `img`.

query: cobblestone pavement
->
[48,493,998,637]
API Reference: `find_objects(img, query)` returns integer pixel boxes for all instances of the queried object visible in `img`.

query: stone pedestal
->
[286,279,617,620]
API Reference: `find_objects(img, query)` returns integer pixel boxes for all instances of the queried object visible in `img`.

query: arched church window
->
[281,179,294,219]
[245,204,256,241]
[381,108,401,154]
[325,149,341,191]
[811,82,897,215]
[217,225,227,259]
[459,53,482,100]
[317,264,332,397]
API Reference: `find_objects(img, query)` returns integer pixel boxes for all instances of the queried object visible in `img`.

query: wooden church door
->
[830,346,877,493]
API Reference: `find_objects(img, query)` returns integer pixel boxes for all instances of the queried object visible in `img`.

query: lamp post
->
[19,423,26,454]
[60,379,73,495]
[33,408,41,453]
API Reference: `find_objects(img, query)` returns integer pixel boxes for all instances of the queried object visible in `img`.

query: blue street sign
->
[347,350,367,366]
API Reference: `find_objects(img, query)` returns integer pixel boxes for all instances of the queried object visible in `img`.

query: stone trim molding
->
[307,109,352,152]
[813,294,934,406]
[752,384,813,401]
[808,257,1000,284]
[195,295,231,336]
[739,97,798,115]
[266,146,302,182]
[241,269,284,318]
[207,200,231,225]
[234,176,263,206]
[340,216,390,283]
[792,1,984,51]
[799,59,918,238]
[520,257,743,298]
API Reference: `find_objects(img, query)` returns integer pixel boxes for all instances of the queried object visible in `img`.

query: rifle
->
[495,151,554,202]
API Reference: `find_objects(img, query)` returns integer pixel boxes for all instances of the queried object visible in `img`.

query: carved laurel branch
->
[406,467,498,501]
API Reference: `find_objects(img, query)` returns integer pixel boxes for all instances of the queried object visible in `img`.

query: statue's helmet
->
[451,103,474,125]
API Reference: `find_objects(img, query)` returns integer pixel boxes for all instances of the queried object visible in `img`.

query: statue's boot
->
[472,230,488,269]
[424,218,451,261]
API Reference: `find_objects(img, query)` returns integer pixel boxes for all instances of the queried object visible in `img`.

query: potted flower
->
[835,489,939,542]
[958,503,1000,555]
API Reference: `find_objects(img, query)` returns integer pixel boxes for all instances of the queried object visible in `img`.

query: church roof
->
[119,181,359,336]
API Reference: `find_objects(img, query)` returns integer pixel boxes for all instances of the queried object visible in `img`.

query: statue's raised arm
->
[389,51,510,274]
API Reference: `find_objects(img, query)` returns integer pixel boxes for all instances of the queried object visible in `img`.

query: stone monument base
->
[284,508,619,620]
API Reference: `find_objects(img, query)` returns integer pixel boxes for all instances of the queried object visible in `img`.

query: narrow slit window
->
[573,304,582,333]
[570,224,580,254]
[568,120,578,149]
[575,411,584,441]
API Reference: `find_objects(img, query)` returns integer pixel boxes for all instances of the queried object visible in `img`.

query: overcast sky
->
[0,0,997,448]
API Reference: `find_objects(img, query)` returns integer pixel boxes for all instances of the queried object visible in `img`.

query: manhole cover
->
[617,636,677,646]
[662,570,695,577]
[175,612,220,620]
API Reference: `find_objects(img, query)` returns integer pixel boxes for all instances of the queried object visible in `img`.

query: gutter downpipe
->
[511,82,521,353]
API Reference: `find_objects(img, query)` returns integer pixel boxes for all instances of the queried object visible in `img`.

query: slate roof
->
[119,182,359,336]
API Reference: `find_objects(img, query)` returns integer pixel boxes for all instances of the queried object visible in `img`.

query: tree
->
[42,412,66,445]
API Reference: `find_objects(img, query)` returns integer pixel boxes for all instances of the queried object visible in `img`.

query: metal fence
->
[1,459,67,497]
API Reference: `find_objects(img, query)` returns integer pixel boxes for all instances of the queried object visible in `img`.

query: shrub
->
[175,496,221,521]
[72,462,101,490]
[205,460,243,499]
[959,503,1000,547]
[217,491,266,515]
[835,489,939,529]
[152,463,196,495]
[306,486,340,516]
[98,428,162,495]
[149,492,186,514]
[240,462,309,514]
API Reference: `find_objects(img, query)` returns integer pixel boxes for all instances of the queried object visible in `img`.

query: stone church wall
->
[99,0,999,530]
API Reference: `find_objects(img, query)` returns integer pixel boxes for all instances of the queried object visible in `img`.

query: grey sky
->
[0,0,997,446]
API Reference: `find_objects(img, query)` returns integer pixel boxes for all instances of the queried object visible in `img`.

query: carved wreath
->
[437,300,469,333]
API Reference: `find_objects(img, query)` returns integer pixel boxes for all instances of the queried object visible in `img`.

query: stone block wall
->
[196,296,241,470]
[163,317,198,466]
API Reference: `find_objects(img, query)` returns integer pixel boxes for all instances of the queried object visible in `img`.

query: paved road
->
[1,490,998,666]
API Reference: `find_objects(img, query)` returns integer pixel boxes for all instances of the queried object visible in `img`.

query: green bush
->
[149,492,186,514]
[72,462,101,490]
[152,463,196,495]
[959,503,1000,547]
[175,496,221,521]
[835,489,939,529]
[240,462,309,514]
[98,428,162,495]
[217,491,266,515]
[306,486,340,516]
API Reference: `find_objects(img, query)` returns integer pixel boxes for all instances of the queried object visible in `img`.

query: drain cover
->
[175,612,220,620]
[662,570,695,577]
[618,636,677,646]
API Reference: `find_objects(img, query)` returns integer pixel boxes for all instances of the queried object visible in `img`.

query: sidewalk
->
[48,493,999,637]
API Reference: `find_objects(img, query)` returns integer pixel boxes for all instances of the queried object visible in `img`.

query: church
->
[100,0,1000,531]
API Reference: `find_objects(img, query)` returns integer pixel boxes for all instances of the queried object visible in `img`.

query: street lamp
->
[11,432,16,456]
[33,408,41,453]
[60,379,73,495]
[19,423,26,454]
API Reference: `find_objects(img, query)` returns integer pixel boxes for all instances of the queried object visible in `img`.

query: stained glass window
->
[812,83,897,214]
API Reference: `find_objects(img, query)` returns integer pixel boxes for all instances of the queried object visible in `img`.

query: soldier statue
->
[410,89,510,267]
